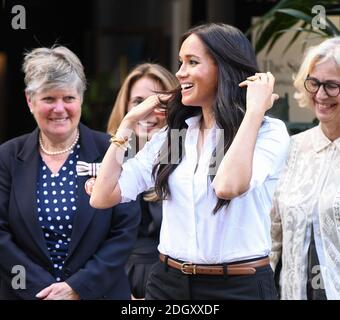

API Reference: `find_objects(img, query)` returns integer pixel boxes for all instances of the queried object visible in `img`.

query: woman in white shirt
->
[91,23,290,300]
[271,37,340,300]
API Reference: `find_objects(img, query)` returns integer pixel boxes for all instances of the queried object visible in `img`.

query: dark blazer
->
[0,123,140,300]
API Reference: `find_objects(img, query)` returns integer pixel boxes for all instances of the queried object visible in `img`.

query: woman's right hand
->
[239,72,279,116]
[119,94,171,130]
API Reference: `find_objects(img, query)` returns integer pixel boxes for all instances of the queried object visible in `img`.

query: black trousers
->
[145,259,278,300]
[306,225,327,300]
[126,251,159,299]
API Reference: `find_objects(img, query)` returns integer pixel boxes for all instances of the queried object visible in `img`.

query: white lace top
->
[271,125,340,300]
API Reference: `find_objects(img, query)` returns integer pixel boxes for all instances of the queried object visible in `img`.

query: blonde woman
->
[271,37,340,300]
[107,63,178,299]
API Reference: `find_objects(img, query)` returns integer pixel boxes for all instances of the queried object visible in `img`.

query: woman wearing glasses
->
[270,37,340,300]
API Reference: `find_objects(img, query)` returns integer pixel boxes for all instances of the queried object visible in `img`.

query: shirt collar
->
[184,115,202,128]
[312,124,340,153]
[334,136,340,152]
[184,115,218,130]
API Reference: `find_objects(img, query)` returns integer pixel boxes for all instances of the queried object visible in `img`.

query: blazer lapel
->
[67,124,104,258]
[13,129,51,263]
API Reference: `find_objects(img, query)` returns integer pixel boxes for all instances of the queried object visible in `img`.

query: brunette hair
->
[154,23,259,213]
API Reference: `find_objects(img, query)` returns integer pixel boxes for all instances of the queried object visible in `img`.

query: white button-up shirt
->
[119,115,290,264]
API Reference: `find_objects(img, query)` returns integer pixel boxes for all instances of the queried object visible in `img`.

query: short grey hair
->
[23,45,87,98]
[293,37,340,109]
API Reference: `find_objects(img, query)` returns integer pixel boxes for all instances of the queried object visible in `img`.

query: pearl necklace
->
[39,130,80,156]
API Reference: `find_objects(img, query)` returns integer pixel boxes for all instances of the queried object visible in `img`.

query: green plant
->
[248,0,340,55]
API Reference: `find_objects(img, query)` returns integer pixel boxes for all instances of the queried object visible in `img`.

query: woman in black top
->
[107,63,178,299]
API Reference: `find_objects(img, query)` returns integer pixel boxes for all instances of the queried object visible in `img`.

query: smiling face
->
[26,87,82,144]
[127,76,166,141]
[176,34,218,110]
[308,59,340,136]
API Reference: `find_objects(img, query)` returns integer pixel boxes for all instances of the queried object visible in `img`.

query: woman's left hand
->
[120,94,172,130]
[239,71,279,115]
[36,282,80,300]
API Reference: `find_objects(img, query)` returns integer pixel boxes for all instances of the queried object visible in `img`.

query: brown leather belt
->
[159,253,270,276]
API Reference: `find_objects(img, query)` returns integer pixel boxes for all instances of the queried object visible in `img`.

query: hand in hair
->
[239,71,279,115]
[120,94,171,130]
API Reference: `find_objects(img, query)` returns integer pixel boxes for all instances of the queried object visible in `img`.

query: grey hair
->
[293,37,340,109]
[22,45,87,98]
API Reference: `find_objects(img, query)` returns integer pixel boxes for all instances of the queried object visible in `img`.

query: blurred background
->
[0,0,339,143]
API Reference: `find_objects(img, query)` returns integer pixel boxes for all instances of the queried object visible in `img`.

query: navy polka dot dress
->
[36,145,80,282]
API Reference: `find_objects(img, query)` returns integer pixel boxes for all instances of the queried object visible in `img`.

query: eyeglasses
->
[304,77,340,97]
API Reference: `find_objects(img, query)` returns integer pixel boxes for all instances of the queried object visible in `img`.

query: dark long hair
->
[153,23,259,213]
